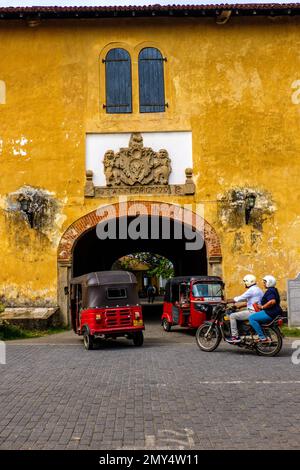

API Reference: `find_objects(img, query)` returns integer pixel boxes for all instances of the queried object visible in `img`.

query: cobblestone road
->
[0,313,300,450]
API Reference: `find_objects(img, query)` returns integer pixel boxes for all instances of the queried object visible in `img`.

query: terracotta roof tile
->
[0,4,300,19]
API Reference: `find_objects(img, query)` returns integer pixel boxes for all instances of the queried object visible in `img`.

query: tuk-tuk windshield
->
[192,283,223,298]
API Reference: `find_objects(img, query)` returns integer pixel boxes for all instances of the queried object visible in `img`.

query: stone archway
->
[57,201,222,324]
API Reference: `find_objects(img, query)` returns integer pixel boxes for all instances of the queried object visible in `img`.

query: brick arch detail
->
[57,201,222,263]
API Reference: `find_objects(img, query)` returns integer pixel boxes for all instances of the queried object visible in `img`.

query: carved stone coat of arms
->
[103,133,172,187]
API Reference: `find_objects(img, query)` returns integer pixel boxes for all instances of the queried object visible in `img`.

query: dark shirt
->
[262,287,282,318]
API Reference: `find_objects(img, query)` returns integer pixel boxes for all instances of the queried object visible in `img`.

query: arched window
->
[104,48,132,114]
[138,47,166,113]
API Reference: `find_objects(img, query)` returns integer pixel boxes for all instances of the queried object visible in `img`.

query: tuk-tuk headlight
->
[195,304,208,313]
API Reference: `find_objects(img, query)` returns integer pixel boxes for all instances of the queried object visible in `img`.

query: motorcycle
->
[195,303,284,357]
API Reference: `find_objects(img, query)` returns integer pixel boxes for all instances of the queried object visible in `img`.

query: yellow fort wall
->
[0,16,300,307]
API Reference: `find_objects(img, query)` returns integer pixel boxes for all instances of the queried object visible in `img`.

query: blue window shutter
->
[139,47,165,113]
[105,48,132,114]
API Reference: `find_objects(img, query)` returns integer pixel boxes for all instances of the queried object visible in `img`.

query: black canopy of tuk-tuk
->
[70,270,137,286]
[70,271,139,308]
[167,276,222,284]
[164,276,223,302]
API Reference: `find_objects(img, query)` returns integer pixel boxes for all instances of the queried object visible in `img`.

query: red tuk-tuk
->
[161,276,224,331]
[70,271,144,350]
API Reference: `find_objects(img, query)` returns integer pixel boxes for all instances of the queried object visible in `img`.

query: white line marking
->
[198,380,300,385]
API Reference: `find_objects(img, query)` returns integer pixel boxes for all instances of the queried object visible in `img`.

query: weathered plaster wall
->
[0,16,300,307]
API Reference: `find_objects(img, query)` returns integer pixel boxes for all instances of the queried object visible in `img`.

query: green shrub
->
[0,319,68,341]
[0,320,29,340]
[282,326,300,337]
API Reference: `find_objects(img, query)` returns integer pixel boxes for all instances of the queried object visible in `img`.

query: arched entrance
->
[57,201,222,324]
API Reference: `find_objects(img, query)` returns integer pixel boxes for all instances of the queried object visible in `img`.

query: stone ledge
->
[0,307,62,329]
[84,167,196,197]
[87,183,195,197]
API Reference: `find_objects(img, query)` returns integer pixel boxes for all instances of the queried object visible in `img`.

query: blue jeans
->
[249,311,272,339]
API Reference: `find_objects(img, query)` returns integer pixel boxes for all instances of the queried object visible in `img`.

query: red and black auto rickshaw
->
[161,276,224,331]
[70,271,144,350]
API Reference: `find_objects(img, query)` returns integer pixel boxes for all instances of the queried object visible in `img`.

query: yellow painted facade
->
[0,15,300,316]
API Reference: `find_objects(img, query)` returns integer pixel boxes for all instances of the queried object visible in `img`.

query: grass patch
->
[282,326,300,337]
[0,320,69,341]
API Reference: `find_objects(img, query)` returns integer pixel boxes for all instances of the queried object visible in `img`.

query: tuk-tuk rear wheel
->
[133,331,144,347]
[162,319,171,332]
[83,331,94,350]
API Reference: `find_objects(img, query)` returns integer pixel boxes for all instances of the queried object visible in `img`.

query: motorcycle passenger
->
[249,275,282,343]
[227,274,263,344]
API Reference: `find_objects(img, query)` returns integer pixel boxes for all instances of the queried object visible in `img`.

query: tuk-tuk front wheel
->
[133,331,144,347]
[162,319,171,332]
[83,331,94,350]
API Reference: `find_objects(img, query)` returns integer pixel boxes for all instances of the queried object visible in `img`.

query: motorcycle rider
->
[227,274,263,343]
[249,275,282,343]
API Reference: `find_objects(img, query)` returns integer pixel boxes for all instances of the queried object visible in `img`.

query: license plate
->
[133,320,143,326]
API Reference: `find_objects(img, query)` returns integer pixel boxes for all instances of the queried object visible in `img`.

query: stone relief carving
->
[85,132,195,197]
[103,133,171,187]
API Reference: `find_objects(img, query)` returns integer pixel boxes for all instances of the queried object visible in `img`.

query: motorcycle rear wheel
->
[195,323,221,352]
[255,326,283,357]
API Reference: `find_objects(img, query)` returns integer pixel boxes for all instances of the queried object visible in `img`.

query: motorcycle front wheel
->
[195,323,222,352]
[255,326,283,357]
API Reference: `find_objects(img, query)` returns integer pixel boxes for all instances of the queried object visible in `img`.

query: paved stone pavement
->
[0,313,300,450]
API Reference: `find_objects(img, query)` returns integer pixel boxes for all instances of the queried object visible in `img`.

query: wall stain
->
[232,232,245,253]
[218,187,276,231]
[5,185,64,243]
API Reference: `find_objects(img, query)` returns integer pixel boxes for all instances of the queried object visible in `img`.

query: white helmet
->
[263,275,276,288]
[243,274,256,288]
